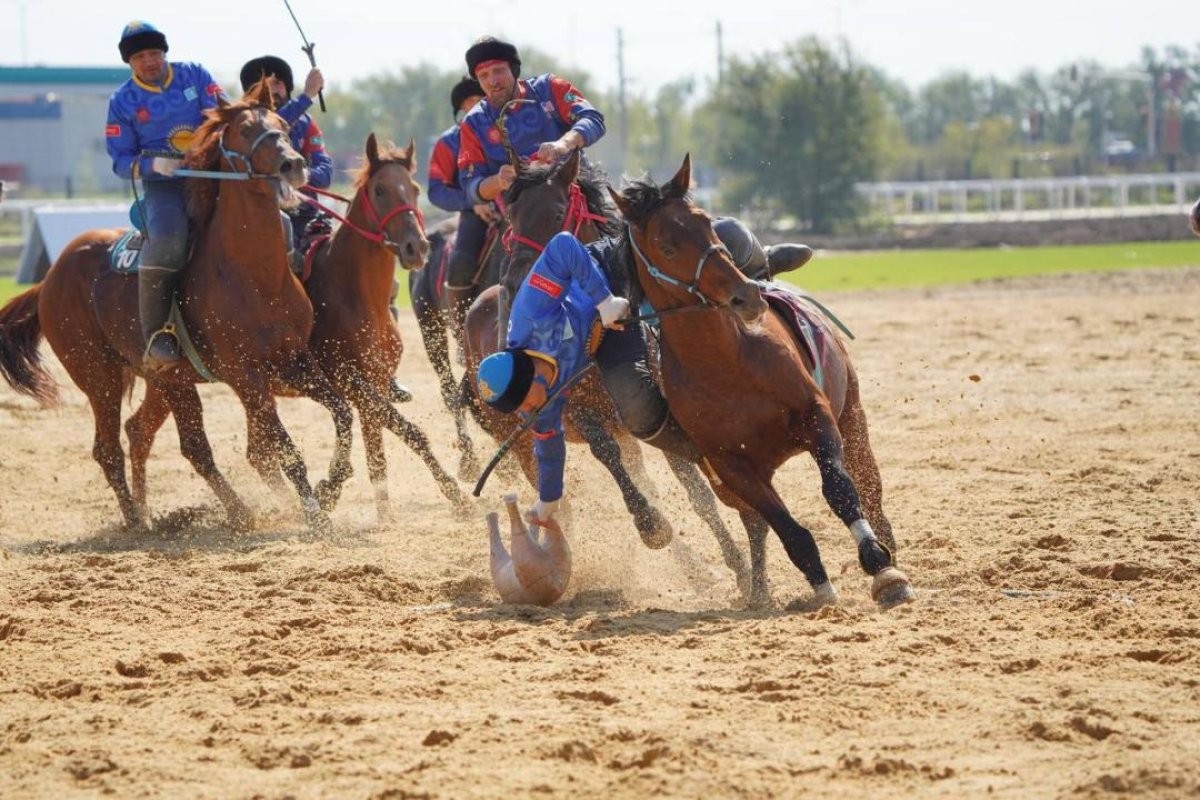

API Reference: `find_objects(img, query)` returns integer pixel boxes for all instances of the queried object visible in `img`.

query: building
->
[0,66,130,195]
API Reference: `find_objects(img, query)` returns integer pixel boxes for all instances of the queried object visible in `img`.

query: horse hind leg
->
[839,398,896,555]
[415,292,478,481]
[736,508,773,609]
[125,382,173,517]
[85,378,145,529]
[359,409,393,524]
[161,382,254,531]
[283,352,354,512]
[663,452,754,597]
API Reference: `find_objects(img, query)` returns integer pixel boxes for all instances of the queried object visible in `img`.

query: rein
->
[300,185,426,246]
[503,183,610,255]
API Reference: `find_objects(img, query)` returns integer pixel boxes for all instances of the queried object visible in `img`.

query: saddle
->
[761,287,843,392]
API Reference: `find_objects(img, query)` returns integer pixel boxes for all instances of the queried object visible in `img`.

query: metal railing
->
[857,172,1200,224]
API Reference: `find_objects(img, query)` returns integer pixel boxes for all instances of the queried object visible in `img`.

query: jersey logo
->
[529,273,563,299]
[105,124,121,137]
[310,135,324,147]
[206,83,221,96]
[183,87,198,101]
[136,108,150,123]
[486,126,502,144]
[542,101,555,114]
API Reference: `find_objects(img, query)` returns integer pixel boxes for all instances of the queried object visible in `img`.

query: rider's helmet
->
[118,20,168,63]
[466,37,521,80]
[477,348,536,413]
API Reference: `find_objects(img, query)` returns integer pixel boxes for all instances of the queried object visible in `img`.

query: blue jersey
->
[105,61,224,180]
[458,74,604,205]
[506,232,613,502]
[427,124,469,212]
[277,95,332,189]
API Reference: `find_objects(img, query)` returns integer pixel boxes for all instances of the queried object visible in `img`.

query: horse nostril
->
[280,162,293,174]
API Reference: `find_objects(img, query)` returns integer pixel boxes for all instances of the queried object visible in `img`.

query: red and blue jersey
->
[105,61,224,180]
[277,95,332,189]
[457,74,604,204]
[506,232,613,502]
[427,124,469,212]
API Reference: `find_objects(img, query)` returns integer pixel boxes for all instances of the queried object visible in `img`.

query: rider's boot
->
[639,412,702,463]
[139,265,181,371]
[764,243,814,279]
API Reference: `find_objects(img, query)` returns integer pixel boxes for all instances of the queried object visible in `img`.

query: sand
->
[2,266,1198,798]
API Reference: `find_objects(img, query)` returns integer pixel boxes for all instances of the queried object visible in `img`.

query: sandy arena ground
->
[1,266,1199,798]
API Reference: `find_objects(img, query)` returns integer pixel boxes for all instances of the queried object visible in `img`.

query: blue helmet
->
[119,21,168,63]
[477,349,535,413]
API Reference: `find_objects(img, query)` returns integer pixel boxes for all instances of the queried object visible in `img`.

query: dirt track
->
[2,267,1199,798]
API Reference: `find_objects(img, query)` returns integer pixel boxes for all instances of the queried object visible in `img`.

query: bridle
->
[300,178,426,248]
[217,109,289,179]
[503,182,609,255]
[625,223,731,308]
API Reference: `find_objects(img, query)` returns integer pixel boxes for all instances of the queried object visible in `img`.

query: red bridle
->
[301,184,426,245]
[503,182,608,254]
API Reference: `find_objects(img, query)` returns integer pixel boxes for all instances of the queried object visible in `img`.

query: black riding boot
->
[639,412,702,463]
[765,243,814,278]
[138,265,181,371]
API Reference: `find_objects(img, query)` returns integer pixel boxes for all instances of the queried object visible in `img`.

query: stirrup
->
[143,323,181,363]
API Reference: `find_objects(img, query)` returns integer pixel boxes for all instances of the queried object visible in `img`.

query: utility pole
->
[616,28,628,176]
[716,21,725,86]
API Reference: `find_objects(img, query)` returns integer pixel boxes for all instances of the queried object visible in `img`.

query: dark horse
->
[0,84,354,534]
[608,155,915,610]
[463,151,755,598]
[408,212,507,482]
[123,134,467,523]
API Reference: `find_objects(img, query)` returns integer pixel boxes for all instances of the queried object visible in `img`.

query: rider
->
[455,36,605,316]
[427,75,489,355]
[476,232,698,529]
[239,55,331,271]
[106,20,226,371]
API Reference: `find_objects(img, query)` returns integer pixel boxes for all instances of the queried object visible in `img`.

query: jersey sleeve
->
[547,75,605,146]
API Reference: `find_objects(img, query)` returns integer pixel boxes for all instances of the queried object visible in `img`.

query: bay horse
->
[408,213,508,482]
[123,134,467,523]
[462,151,755,598]
[608,154,914,609]
[0,85,353,534]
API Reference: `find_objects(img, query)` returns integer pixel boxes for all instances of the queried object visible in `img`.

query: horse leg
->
[571,408,671,549]
[234,377,331,535]
[350,376,468,511]
[663,452,753,597]
[360,408,393,523]
[736,508,772,608]
[415,294,478,481]
[245,413,287,494]
[616,429,653,489]
[83,379,144,529]
[810,413,915,608]
[838,398,896,555]
[282,352,354,512]
[124,382,172,516]
[709,455,836,608]
[159,382,254,531]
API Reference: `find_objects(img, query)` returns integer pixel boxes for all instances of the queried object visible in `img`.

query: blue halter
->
[625,223,730,307]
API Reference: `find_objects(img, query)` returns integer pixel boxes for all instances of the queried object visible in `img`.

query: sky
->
[0,0,1193,95]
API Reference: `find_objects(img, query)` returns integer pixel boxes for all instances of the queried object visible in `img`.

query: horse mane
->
[183,95,273,226]
[349,142,415,191]
[616,173,691,229]
[505,159,623,238]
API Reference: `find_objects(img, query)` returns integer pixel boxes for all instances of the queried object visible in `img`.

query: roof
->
[0,66,129,85]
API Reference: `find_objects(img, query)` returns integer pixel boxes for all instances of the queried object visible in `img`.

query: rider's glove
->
[596,295,630,329]
[150,157,183,177]
[527,498,560,526]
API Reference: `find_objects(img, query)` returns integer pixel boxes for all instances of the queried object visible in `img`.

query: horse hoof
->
[305,508,334,538]
[315,480,344,512]
[635,507,673,550]
[871,567,916,609]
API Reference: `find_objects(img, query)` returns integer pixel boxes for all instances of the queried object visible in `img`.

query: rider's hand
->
[150,156,183,177]
[527,498,560,526]
[474,202,499,223]
[495,164,517,190]
[303,68,324,100]
[535,140,569,163]
[596,295,630,330]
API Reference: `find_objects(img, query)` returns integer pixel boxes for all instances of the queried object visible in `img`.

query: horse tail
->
[0,284,59,406]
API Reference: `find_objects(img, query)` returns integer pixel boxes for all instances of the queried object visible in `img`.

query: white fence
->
[857,172,1200,224]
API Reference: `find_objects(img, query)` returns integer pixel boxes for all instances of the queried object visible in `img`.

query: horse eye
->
[374,185,385,197]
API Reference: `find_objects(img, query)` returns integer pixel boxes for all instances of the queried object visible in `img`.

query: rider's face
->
[265,76,289,108]
[516,361,553,417]
[130,49,166,84]
[476,61,516,106]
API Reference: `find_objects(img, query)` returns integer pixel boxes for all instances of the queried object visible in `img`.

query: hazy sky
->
[1,0,1192,94]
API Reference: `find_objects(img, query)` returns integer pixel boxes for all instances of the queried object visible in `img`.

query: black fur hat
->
[118,21,168,63]
[240,55,294,94]
[465,37,521,80]
[450,76,483,116]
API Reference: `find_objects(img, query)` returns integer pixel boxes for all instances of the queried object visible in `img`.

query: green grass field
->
[1,240,1197,308]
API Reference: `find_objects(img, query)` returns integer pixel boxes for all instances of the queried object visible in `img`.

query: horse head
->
[355,133,429,268]
[610,154,766,324]
[1190,196,1200,238]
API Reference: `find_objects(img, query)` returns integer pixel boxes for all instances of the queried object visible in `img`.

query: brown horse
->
[607,155,914,609]
[123,134,467,522]
[463,152,755,597]
[0,85,353,534]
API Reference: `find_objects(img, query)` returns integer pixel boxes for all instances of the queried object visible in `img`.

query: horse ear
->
[366,133,379,166]
[607,185,631,220]
[668,153,692,198]
[404,138,416,169]
[555,148,581,187]
[250,78,272,109]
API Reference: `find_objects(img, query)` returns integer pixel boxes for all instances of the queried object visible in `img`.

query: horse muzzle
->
[389,232,430,271]
[728,280,767,324]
